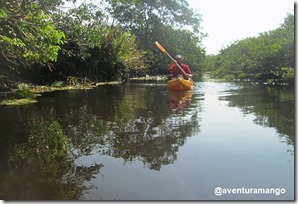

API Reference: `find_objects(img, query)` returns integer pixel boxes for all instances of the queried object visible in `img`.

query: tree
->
[106,0,205,74]
[51,1,147,81]
[206,12,294,84]
[0,0,65,90]
[0,0,65,66]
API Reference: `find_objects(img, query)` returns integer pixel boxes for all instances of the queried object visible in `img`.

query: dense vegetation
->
[0,0,294,91]
[203,13,294,85]
[0,0,205,91]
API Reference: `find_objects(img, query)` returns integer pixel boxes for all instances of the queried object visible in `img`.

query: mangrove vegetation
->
[0,0,294,92]
[203,13,294,85]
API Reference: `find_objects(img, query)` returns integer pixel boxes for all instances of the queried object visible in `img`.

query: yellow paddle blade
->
[155,41,168,54]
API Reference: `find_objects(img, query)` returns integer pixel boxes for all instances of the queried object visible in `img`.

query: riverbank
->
[0,81,123,106]
[0,76,168,106]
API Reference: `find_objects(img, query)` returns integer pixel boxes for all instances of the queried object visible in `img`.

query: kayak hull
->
[167,78,193,91]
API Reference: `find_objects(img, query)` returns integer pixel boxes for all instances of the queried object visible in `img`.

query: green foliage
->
[0,0,205,88]
[106,0,201,33]
[0,0,65,65]
[106,0,206,75]
[0,8,8,18]
[205,13,294,84]
[15,89,34,99]
[281,67,294,82]
[14,83,34,99]
[51,81,65,87]
[100,25,148,78]
[156,27,205,74]
[52,2,105,58]
[52,2,147,81]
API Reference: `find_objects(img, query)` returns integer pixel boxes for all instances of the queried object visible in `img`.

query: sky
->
[187,0,294,55]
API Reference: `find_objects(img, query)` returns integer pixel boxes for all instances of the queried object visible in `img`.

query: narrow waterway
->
[0,79,295,200]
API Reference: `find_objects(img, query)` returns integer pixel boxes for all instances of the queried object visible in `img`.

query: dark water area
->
[0,79,295,200]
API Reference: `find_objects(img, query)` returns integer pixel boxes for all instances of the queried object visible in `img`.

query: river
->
[0,78,295,200]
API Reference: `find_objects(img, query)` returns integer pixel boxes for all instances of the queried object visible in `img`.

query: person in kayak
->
[167,54,192,79]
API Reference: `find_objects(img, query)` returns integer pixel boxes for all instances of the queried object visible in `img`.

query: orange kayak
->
[167,78,193,91]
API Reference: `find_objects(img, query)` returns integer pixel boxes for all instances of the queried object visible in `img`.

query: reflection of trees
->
[219,84,294,146]
[45,84,201,171]
[0,83,202,199]
[0,120,102,200]
[61,84,201,171]
[105,109,199,170]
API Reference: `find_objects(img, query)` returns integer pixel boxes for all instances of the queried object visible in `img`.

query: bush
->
[15,89,34,99]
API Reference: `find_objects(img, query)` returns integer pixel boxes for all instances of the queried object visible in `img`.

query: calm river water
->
[0,78,295,200]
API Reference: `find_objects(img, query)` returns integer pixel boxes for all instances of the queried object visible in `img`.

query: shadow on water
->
[0,81,202,200]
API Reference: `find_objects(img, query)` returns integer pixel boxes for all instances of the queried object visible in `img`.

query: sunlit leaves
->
[0,0,65,65]
[281,67,294,82]
[109,26,147,70]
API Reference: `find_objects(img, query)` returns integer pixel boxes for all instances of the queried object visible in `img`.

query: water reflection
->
[71,84,201,171]
[0,120,102,200]
[218,83,295,146]
[0,82,202,200]
[168,90,192,112]
[0,81,294,200]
